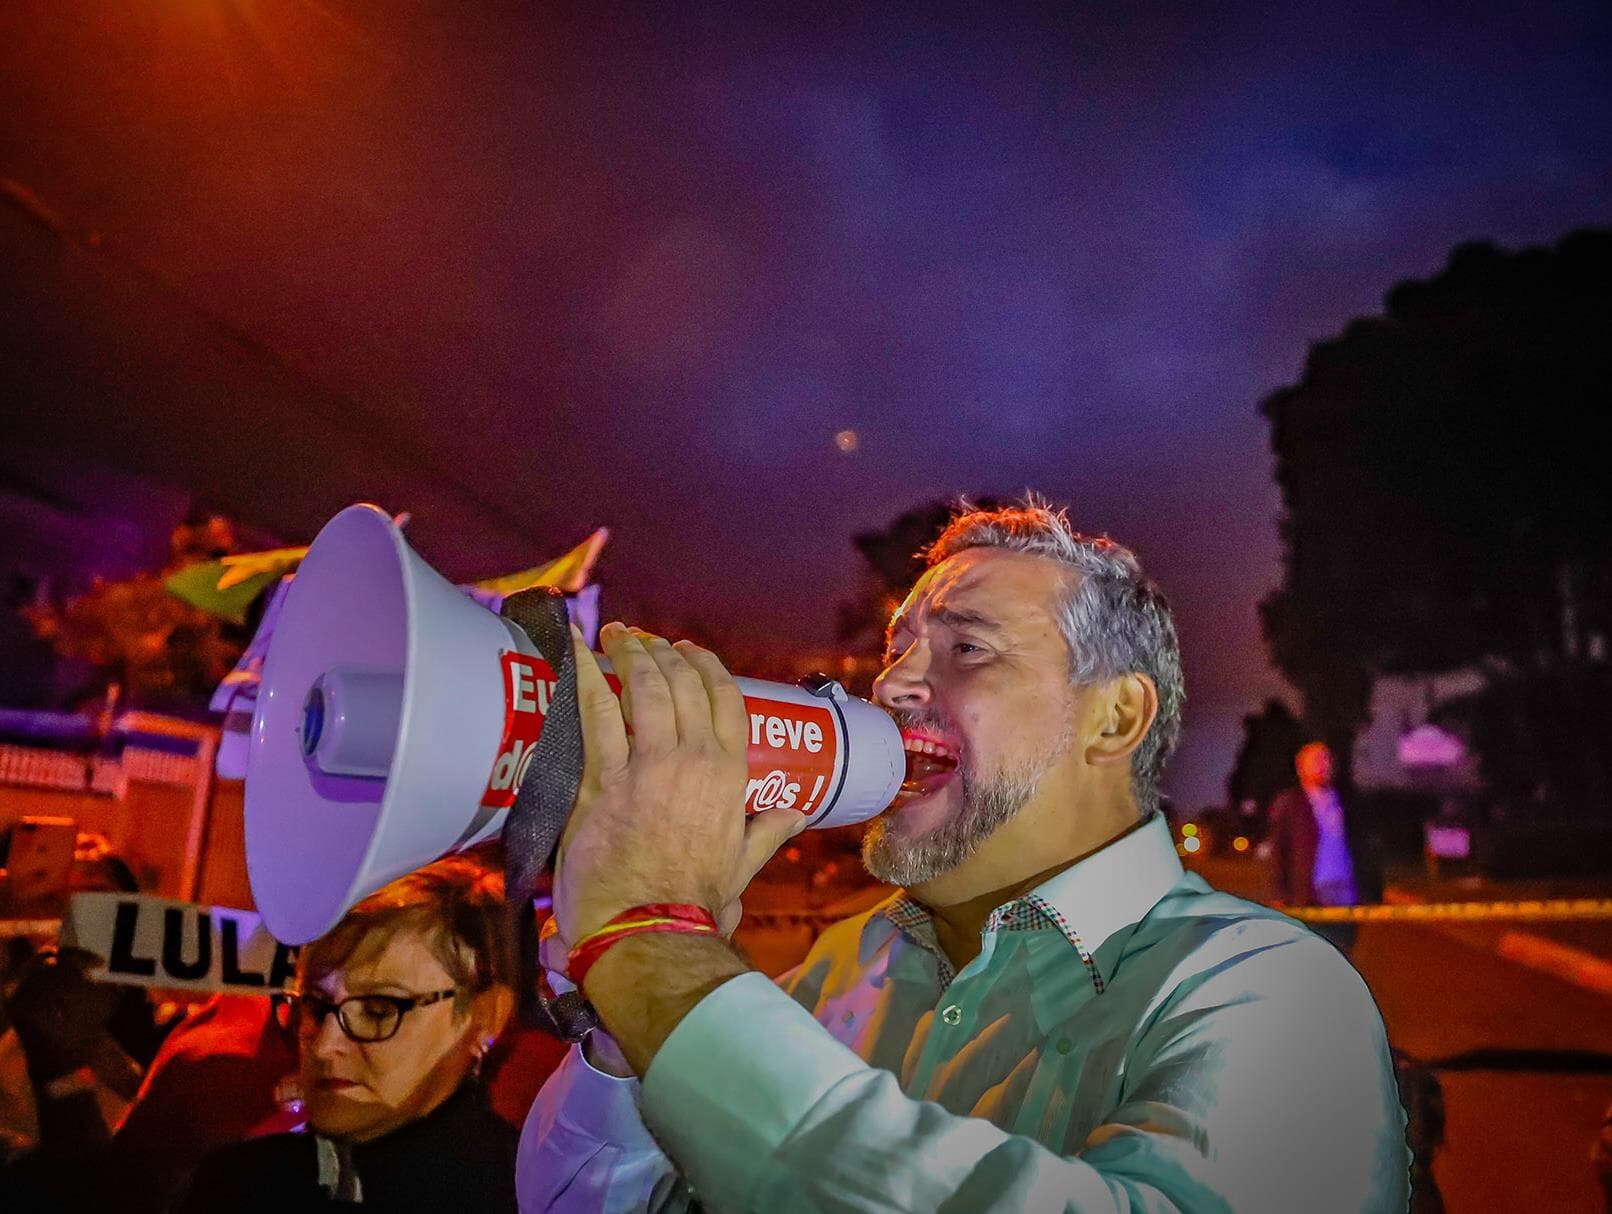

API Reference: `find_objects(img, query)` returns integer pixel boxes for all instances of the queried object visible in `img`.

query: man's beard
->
[862,711,1070,887]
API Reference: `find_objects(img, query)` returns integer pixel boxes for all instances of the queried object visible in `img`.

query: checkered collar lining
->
[868,813,1183,996]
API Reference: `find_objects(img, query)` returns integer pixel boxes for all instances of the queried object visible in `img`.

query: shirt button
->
[1056,1038,1073,1055]
[941,1004,962,1026]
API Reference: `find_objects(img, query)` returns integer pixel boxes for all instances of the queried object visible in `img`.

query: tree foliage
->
[24,517,248,709]
[1225,698,1309,814]
[1261,229,1612,809]
[836,498,1008,657]
[836,501,953,655]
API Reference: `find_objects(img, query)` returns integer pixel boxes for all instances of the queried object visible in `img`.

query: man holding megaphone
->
[516,499,1411,1214]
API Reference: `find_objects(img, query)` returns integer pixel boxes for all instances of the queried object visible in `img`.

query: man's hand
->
[547,623,805,1073]
[551,622,803,956]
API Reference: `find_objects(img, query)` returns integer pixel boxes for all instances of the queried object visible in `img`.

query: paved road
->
[1355,917,1612,1212]
[1194,853,1612,1212]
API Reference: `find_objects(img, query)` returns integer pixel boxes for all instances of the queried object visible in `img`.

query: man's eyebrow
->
[930,606,1007,636]
[882,615,910,656]
[883,603,1007,651]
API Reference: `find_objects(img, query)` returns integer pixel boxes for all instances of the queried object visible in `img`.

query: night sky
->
[2,1,1609,807]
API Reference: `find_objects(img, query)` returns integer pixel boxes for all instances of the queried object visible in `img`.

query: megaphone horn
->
[245,504,905,945]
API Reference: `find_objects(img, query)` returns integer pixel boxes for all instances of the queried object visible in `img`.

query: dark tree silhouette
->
[1261,229,1612,812]
[835,498,1007,660]
[1225,698,1309,818]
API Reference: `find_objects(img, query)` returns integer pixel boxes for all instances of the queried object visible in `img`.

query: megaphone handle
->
[499,587,599,1041]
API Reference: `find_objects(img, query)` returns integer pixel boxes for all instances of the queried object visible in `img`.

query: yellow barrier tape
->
[737,898,1612,932]
[15,900,1607,947]
[1285,899,1612,923]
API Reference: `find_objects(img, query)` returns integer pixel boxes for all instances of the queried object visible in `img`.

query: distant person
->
[1268,741,1375,950]
[0,835,161,1160]
[0,839,168,1210]
[177,856,518,1212]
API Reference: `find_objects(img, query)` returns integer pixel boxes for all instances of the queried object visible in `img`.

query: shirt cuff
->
[641,972,866,1211]
[546,1041,661,1152]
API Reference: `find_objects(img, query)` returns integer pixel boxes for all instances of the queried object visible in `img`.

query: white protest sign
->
[59,892,299,994]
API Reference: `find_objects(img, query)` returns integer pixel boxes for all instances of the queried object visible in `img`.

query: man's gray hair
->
[925,495,1184,816]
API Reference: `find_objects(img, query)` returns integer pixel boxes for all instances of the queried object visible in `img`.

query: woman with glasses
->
[176,855,518,1211]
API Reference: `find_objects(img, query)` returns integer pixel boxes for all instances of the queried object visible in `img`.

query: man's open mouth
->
[898,730,960,800]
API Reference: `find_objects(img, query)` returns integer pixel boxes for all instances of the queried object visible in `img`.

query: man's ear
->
[1084,674,1158,767]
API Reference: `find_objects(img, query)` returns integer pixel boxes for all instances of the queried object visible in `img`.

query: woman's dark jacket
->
[174,1081,517,1212]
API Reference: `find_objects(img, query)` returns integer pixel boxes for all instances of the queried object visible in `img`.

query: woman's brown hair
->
[297,851,510,1010]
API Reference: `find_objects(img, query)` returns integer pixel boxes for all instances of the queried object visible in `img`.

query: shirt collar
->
[863,812,1184,995]
[1016,812,1183,979]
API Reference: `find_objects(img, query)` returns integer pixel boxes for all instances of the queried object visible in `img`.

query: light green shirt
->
[518,814,1410,1212]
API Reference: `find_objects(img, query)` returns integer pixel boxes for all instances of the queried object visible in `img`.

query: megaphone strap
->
[499,586,599,1041]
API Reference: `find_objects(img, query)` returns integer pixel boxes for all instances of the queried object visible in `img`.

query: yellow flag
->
[471,528,610,596]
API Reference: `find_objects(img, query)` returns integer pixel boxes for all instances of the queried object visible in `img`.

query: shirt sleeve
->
[517,1043,677,1214]
[640,938,1409,1214]
[514,952,826,1214]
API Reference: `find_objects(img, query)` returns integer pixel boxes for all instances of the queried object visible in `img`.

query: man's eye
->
[953,642,984,656]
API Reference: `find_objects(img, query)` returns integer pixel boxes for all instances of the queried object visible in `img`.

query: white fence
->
[0,742,203,794]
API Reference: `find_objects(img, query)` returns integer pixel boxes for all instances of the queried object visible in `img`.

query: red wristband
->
[567,903,720,987]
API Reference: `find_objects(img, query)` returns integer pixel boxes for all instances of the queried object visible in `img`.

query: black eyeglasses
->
[272,988,459,1044]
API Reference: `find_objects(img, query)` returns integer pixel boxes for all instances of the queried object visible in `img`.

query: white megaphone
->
[245,504,905,945]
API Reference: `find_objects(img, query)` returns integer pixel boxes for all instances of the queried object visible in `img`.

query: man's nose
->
[874,640,932,709]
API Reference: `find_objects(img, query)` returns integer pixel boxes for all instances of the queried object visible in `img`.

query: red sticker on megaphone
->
[481,652,842,819]
[740,703,838,819]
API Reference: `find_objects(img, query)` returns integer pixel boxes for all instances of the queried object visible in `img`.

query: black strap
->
[498,587,599,1040]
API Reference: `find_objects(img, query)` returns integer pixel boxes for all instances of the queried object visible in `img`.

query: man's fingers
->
[635,630,716,745]
[601,623,677,754]
[716,899,744,938]
[674,639,750,757]
[573,625,629,784]
[738,807,808,884]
